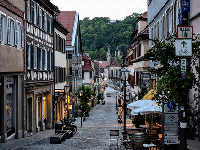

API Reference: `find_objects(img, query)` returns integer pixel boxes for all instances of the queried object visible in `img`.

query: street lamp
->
[79,90,83,127]
[121,68,130,132]
[64,84,70,121]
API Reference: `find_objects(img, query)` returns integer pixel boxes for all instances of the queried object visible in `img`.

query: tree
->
[75,85,96,112]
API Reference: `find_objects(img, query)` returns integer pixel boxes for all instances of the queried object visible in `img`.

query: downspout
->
[22,0,27,138]
[52,11,60,128]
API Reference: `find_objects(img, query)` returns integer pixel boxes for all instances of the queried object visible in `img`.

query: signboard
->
[165,103,178,114]
[165,122,178,128]
[165,127,178,134]
[181,59,187,79]
[165,114,178,123]
[179,13,182,26]
[175,39,192,56]
[177,26,193,39]
[181,0,190,12]
[164,138,179,145]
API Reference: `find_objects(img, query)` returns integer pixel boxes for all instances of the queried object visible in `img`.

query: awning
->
[142,89,156,100]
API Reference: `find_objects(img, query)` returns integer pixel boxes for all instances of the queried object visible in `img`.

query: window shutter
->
[30,45,34,69]
[64,67,66,82]
[26,44,29,69]
[18,22,21,49]
[51,52,54,70]
[54,33,56,50]
[34,2,37,25]
[27,0,30,21]
[21,25,24,48]
[37,47,41,69]
[44,12,47,31]
[10,19,14,46]
[34,45,37,69]
[47,50,50,70]
[14,20,18,46]
[0,14,2,42]
[51,17,53,35]
[42,49,45,70]
[7,17,11,45]
[55,66,57,83]
[31,0,34,23]
[3,15,7,45]
[42,9,44,29]
[40,49,43,70]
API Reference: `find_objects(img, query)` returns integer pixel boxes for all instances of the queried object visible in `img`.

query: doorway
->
[27,97,32,132]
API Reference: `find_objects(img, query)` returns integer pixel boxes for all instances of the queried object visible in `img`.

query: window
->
[14,20,19,47]
[90,71,92,78]
[51,17,53,35]
[33,45,37,69]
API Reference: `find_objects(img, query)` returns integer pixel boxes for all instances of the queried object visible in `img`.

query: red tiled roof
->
[101,61,107,68]
[58,11,76,45]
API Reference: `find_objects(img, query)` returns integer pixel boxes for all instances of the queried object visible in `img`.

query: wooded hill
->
[80,13,142,61]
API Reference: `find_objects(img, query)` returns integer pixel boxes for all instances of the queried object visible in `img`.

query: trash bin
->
[131,132,148,149]
[55,122,63,134]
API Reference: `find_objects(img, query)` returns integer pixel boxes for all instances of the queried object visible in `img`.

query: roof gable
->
[58,11,78,46]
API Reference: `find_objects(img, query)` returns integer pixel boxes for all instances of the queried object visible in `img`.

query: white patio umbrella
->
[127,99,156,109]
[132,104,162,135]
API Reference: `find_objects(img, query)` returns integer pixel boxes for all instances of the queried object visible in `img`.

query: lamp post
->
[121,68,130,132]
[64,84,70,121]
[79,90,83,127]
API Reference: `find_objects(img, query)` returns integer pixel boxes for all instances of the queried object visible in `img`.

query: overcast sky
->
[50,0,147,20]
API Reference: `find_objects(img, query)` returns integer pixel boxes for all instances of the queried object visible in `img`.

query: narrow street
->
[0,87,126,150]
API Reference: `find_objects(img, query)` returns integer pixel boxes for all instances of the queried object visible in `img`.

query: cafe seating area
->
[121,125,162,150]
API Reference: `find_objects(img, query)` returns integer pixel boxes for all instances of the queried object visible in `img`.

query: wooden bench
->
[50,133,65,144]
[56,130,73,139]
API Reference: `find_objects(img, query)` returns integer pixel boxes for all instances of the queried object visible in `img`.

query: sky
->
[50,0,147,20]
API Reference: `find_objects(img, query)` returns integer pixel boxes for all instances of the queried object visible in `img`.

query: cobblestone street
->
[0,88,126,150]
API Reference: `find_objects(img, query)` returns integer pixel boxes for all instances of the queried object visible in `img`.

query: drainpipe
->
[52,11,60,128]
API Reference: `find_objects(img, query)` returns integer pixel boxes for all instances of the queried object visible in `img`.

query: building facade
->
[0,0,25,143]
[25,0,59,133]
[54,20,68,123]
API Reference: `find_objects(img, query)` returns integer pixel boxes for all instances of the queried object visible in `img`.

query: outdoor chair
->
[109,130,120,149]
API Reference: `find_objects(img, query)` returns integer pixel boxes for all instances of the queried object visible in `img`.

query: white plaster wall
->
[55,82,65,89]
[55,51,66,68]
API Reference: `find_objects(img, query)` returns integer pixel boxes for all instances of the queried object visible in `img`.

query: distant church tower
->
[106,48,111,66]
[115,46,120,57]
